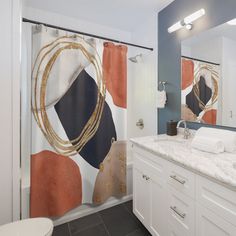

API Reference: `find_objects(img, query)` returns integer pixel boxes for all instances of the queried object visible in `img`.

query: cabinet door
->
[196,204,236,236]
[133,167,149,224]
[149,174,167,236]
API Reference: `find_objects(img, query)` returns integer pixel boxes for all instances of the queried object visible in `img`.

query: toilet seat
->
[0,218,53,236]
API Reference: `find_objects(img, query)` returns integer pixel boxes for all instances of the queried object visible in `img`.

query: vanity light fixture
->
[227,18,236,25]
[168,9,206,33]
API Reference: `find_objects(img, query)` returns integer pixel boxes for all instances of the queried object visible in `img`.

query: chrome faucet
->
[176,120,190,139]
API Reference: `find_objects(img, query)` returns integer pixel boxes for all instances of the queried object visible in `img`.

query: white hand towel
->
[157,90,167,108]
[195,127,236,153]
[191,135,224,154]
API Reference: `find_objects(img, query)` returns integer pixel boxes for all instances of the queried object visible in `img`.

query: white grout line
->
[97,212,111,236]
[67,222,72,236]
[67,214,102,235]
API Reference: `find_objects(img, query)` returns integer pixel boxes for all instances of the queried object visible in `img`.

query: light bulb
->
[227,19,236,25]
[184,9,205,25]
[168,21,183,33]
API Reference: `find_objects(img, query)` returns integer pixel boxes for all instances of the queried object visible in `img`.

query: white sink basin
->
[153,138,186,144]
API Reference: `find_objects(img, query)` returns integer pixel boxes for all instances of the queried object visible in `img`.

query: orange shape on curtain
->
[103,42,128,108]
[202,109,217,125]
[30,150,82,218]
[182,59,194,90]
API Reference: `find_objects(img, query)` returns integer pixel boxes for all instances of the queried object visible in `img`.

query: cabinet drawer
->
[133,151,165,179]
[167,186,195,236]
[167,223,189,236]
[196,175,236,227]
[167,161,195,199]
[133,153,152,175]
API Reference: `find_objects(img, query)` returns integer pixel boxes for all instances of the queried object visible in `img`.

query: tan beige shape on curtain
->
[30,150,82,218]
[181,104,198,122]
[93,141,127,204]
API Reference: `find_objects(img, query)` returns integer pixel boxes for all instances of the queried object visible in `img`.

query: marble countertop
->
[130,134,236,190]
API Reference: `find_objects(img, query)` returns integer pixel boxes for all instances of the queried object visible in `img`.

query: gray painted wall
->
[158,0,236,133]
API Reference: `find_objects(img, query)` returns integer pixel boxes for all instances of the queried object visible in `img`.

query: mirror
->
[181,19,236,128]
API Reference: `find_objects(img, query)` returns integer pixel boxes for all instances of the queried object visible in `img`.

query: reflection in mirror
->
[181,19,236,128]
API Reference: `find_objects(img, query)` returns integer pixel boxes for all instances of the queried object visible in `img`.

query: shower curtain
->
[30,25,128,217]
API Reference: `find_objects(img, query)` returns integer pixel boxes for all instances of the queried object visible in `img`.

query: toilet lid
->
[0,218,53,236]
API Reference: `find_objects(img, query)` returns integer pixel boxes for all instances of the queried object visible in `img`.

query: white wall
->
[128,13,158,139]
[181,45,191,57]
[0,0,21,225]
[221,37,236,126]
[23,7,132,42]
[183,37,222,64]
[0,0,13,225]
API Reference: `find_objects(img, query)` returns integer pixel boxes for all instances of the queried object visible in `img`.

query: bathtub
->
[21,161,133,226]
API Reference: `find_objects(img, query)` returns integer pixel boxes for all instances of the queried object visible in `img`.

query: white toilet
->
[0,218,53,236]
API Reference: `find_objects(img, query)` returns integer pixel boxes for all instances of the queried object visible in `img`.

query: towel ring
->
[159,81,166,91]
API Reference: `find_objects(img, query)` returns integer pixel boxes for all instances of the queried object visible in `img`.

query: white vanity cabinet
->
[133,149,167,236]
[132,145,236,236]
[133,159,150,224]
[196,204,236,236]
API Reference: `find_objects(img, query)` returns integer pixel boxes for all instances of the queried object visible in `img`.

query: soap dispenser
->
[166,120,178,136]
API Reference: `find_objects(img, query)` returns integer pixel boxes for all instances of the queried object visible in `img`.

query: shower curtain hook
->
[55,29,59,36]
[35,24,44,33]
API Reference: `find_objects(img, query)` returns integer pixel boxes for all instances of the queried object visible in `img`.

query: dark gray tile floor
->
[52,201,151,236]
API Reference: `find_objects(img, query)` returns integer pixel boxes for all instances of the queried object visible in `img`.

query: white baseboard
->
[53,194,133,226]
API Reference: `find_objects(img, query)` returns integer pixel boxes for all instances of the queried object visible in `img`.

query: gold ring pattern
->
[32,36,106,156]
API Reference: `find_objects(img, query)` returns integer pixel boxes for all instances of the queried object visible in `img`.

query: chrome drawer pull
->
[170,175,186,185]
[170,206,186,219]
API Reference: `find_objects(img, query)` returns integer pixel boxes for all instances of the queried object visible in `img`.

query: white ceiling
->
[24,0,174,31]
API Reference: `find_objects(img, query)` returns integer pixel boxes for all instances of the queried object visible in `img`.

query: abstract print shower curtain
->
[30,26,127,217]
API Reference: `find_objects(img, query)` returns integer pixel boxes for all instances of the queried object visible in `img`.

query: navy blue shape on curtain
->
[186,76,212,116]
[55,69,117,169]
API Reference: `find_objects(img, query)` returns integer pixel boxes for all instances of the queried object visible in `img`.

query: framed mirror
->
[181,18,236,128]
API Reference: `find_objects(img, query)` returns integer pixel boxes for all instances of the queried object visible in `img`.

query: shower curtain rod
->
[22,18,154,51]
